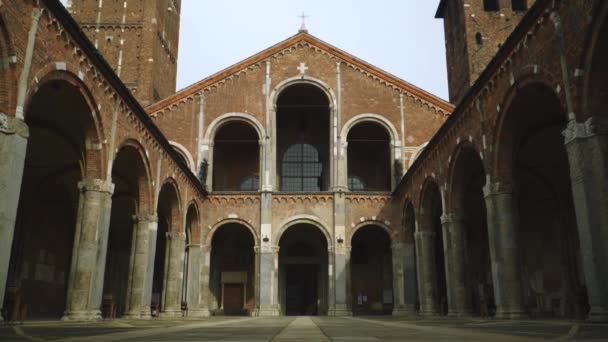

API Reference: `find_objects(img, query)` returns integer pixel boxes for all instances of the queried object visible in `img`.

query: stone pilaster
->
[441,213,471,317]
[124,214,158,319]
[184,244,202,315]
[330,191,351,315]
[255,245,280,316]
[483,180,527,319]
[190,244,211,317]
[0,114,28,321]
[391,241,416,315]
[160,231,186,318]
[63,178,114,321]
[415,230,438,316]
[563,117,608,322]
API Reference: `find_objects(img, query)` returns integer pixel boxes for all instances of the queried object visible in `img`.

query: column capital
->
[563,116,608,145]
[0,112,29,138]
[166,231,186,241]
[255,245,279,254]
[414,230,435,239]
[132,213,158,224]
[78,178,115,194]
[483,179,514,197]
[440,213,466,225]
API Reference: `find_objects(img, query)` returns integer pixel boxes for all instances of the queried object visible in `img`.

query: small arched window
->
[484,0,499,11]
[511,0,527,11]
[281,143,323,192]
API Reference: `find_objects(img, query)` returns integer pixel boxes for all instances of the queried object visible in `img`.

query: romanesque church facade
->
[0,0,606,322]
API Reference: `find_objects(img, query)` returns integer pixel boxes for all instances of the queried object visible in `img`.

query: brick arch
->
[348,220,393,246]
[446,141,486,212]
[490,75,566,180]
[204,112,265,142]
[205,218,258,247]
[115,138,155,214]
[340,113,399,145]
[170,140,195,171]
[157,177,183,233]
[185,200,201,243]
[579,0,608,120]
[270,76,337,110]
[23,69,106,179]
[403,199,416,237]
[417,176,443,232]
[275,214,332,248]
[0,11,15,115]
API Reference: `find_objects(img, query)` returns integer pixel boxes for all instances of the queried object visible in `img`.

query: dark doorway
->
[285,264,319,315]
[223,284,245,315]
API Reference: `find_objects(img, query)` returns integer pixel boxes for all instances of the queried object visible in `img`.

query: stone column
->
[563,117,608,322]
[160,231,186,317]
[402,241,418,313]
[441,213,471,317]
[63,178,114,321]
[190,244,211,317]
[330,192,351,316]
[0,114,28,321]
[185,244,201,315]
[255,245,280,316]
[483,180,526,319]
[124,214,158,319]
[391,241,415,315]
[415,230,438,316]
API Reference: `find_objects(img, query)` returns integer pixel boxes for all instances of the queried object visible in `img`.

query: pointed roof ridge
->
[147,31,453,114]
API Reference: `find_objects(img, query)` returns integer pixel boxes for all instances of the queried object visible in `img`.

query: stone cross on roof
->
[298,12,309,33]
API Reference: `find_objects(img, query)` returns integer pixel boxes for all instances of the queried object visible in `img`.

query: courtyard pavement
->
[1,315,607,341]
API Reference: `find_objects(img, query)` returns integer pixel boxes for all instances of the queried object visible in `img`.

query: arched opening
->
[347,122,391,191]
[449,146,493,317]
[153,182,180,314]
[209,223,255,315]
[213,122,260,191]
[419,180,448,315]
[497,83,583,318]
[102,145,147,318]
[588,13,608,117]
[278,224,328,315]
[351,225,393,315]
[4,79,94,319]
[277,83,330,191]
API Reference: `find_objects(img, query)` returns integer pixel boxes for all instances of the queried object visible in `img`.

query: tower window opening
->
[484,0,500,11]
[475,32,483,45]
[512,0,528,11]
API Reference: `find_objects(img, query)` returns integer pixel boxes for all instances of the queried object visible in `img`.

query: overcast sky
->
[63,1,448,100]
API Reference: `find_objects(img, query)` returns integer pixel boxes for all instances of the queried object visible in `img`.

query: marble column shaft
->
[563,117,608,322]
[0,114,28,321]
[124,214,158,319]
[190,244,210,317]
[161,231,186,317]
[442,214,470,316]
[483,181,526,319]
[415,230,438,316]
[391,241,416,315]
[63,178,114,321]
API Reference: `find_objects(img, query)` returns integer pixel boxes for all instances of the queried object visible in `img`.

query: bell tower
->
[69,0,181,106]
[436,0,534,104]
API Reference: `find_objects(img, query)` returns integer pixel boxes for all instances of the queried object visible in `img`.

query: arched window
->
[239,176,259,191]
[484,0,499,11]
[281,143,323,192]
[213,121,259,191]
[347,121,391,191]
[511,0,527,11]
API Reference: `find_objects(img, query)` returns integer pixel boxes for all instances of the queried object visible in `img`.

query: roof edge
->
[435,0,448,18]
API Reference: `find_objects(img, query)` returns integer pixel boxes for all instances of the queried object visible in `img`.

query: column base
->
[159,309,183,319]
[61,310,102,321]
[328,308,352,316]
[588,307,608,323]
[253,306,280,317]
[188,308,211,318]
[123,310,152,320]
[494,308,528,320]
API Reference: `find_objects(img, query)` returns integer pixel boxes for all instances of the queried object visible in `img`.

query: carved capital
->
[440,213,466,225]
[563,117,608,145]
[483,179,514,197]
[414,230,435,239]
[166,231,186,241]
[78,178,115,195]
[0,112,29,138]
[133,213,158,224]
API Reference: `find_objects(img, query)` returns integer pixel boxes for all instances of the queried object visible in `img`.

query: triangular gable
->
[146,31,454,114]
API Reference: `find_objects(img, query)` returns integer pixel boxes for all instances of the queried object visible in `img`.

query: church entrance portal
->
[279,224,328,316]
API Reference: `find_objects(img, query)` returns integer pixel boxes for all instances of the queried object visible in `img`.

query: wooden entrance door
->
[223,283,244,315]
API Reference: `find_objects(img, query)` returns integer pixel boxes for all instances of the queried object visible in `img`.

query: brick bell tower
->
[68,0,181,107]
[436,0,534,104]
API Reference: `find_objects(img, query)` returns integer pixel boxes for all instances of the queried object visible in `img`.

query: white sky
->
[63,0,448,100]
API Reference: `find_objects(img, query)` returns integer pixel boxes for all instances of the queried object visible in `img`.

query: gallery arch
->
[4,78,100,319]
[347,122,391,191]
[209,223,255,315]
[350,225,393,315]
[277,83,330,192]
[278,223,329,316]
[213,121,260,191]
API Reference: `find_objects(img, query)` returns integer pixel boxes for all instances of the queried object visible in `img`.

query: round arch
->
[446,141,485,211]
[275,215,332,247]
[270,76,337,110]
[114,138,154,213]
[417,176,443,232]
[204,112,265,143]
[170,141,195,172]
[206,218,259,246]
[348,220,393,246]
[341,114,399,145]
[157,177,183,232]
